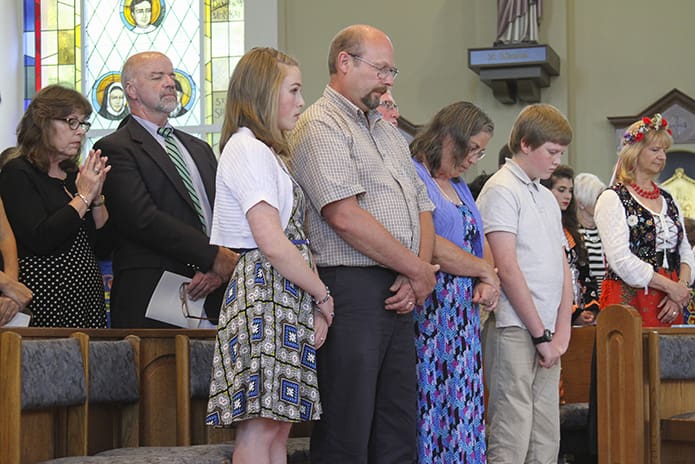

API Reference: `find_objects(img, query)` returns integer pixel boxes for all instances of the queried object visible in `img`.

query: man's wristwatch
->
[531,329,553,345]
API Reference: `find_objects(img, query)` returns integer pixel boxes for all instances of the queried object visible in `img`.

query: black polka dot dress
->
[20,225,106,328]
[0,157,107,328]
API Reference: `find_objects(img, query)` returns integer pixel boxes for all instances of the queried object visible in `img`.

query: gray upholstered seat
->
[560,401,589,430]
[189,339,215,398]
[89,340,139,403]
[0,332,90,462]
[659,335,695,380]
[86,337,141,450]
[559,401,591,461]
[654,334,695,447]
[97,444,234,463]
[39,444,234,464]
[286,437,311,463]
[21,338,86,409]
[175,335,236,446]
[40,438,311,463]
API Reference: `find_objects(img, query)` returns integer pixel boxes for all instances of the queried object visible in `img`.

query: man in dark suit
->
[94,51,236,328]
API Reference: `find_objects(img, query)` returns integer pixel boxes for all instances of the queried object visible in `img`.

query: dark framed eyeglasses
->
[179,283,213,321]
[348,53,399,80]
[57,118,91,132]
[379,101,398,111]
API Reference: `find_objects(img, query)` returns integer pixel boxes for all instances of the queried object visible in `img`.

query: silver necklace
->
[433,177,462,206]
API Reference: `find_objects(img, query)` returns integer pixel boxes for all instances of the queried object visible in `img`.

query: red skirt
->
[599,268,682,328]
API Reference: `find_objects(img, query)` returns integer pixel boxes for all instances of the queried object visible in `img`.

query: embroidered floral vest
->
[605,183,683,281]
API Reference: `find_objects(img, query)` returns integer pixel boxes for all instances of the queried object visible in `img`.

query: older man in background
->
[377,89,400,127]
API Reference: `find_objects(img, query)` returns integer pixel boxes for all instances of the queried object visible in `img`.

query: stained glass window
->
[23,0,245,152]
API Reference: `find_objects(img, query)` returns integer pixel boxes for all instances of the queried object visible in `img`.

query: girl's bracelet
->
[313,287,331,305]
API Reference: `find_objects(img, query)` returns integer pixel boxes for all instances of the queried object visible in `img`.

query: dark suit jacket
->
[94,117,223,328]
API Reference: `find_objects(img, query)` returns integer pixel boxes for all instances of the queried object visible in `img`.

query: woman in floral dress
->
[410,102,500,463]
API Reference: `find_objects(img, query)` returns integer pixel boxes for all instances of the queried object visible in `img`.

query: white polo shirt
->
[477,158,566,330]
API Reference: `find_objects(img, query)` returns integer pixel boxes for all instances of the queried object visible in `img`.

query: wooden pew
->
[646,330,695,464]
[596,305,695,464]
[596,304,645,464]
[175,335,235,446]
[561,325,595,404]
[0,331,89,463]
[87,336,141,453]
[0,327,317,463]
[0,328,218,456]
[558,325,595,462]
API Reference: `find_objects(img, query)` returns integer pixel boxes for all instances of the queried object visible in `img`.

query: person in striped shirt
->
[574,173,608,306]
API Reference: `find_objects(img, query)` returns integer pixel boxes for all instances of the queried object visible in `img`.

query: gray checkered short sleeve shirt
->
[288,86,433,267]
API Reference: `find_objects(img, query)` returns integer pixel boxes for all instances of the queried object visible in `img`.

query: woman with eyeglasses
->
[0,84,111,327]
[410,101,500,463]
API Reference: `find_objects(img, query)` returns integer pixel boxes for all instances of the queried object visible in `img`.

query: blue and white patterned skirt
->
[206,246,321,425]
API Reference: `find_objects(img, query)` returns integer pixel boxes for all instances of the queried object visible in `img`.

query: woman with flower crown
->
[594,114,694,326]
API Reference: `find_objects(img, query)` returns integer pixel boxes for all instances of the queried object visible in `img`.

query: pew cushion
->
[560,402,589,430]
[669,412,695,420]
[660,335,695,379]
[39,445,233,463]
[38,438,310,464]
[286,437,310,463]
[661,411,695,442]
[22,338,86,409]
[189,339,215,398]
[89,340,139,403]
[96,444,234,462]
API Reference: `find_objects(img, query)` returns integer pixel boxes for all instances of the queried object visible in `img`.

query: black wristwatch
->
[531,329,553,345]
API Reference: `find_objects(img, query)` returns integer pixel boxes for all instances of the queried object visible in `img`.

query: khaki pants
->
[483,319,560,464]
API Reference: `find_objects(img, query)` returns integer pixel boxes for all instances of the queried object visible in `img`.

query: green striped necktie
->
[157,127,207,233]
